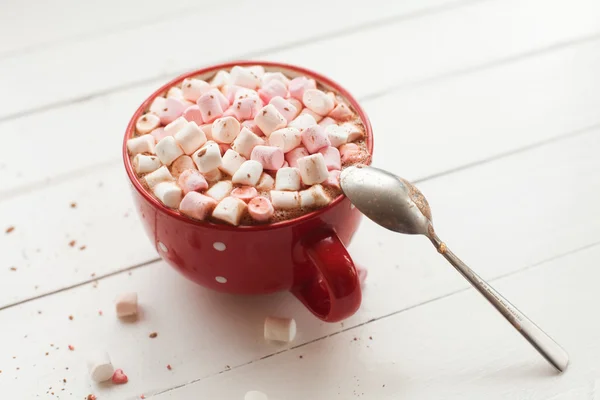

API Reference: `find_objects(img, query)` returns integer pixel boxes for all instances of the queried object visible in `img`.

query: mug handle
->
[292,229,362,322]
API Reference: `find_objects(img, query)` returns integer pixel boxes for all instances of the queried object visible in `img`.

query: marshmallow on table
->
[269,96,298,122]
[341,122,364,142]
[232,160,263,186]
[136,113,160,134]
[301,125,331,154]
[197,91,224,123]
[212,196,248,226]
[206,180,233,201]
[248,196,274,221]
[219,149,246,176]
[285,147,309,168]
[256,172,275,190]
[275,167,301,191]
[182,105,204,125]
[231,186,258,202]
[299,107,324,123]
[149,96,166,115]
[127,134,155,155]
[178,169,208,194]
[264,316,297,342]
[288,113,317,132]
[318,116,337,129]
[230,66,261,89]
[270,190,300,209]
[258,80,288,104]
[339,143,361,163]
[174,121,207,155]
[170,155,196,178]
[323,169,341,189]
[212,116,241,144]
[150,127,169,142]
[299,184,331,208]
[245,391,269,400]
[289,76,316,101]
[325,124,349,147]
[231,127,265,158]
[210,70,231,88]
[318,146,341,170]
[153,181,183,208]
[164,116,189,136]
[192,142,222,173]
[269,127,301,153]
[179,191,217,220]
[157,97,187,125]
[87,351,114,383]
[182,78,211,102]
[155,136,184,166]
[261,71,290,87]
[144,166,174,188]
[303,89,335,116]
[328,102,354,121]
[297,153,329,185]
[115,292,138,317]
[132,154,161,174]
[254,104,287,137]
[251,145,285,170]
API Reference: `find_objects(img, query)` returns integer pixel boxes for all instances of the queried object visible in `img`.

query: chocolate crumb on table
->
[149,332,158,339]
[79,245,86,250]
[10,267,16,271]
[68,240,76,247]
[70,202,77,208]
[166,364,172,370]
[68,315,73,320]
[5,226,15,234]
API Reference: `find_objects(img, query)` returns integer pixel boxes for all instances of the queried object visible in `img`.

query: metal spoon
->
[340,165,569,373]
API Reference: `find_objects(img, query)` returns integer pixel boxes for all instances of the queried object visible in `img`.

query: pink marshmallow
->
[251,145,284,170]
[157,97,186,125]
[182,105,204,125]
[179,192,218,221]
[241,120,264,136]
[222,106,237,118]
[248,196,274,222]
[232,97,261,121]
[221,85,244,104]
[269,96,298,122]
[258,80,288,104]
[150,127,170,142]
[289,76,316,101]
[318,117,336,129]
[218,143,231,155]
[285,147,309,168]
[288,98,303,114]
[208,88,230,110]
[318,147,341,170]
[178,169,209,194]
[301,125,331,154]
[231,186,258,202]
[197,92,224,123]
[323,169,341,189]
[339,143,362,163]
[328,102,354,121]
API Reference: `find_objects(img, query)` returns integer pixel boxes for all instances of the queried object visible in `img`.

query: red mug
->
[122,61,373,322]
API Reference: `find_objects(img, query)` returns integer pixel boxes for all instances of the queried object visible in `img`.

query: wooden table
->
[1,0,599,398]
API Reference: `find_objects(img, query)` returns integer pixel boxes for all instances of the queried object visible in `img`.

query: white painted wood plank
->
[0,128,598,399]
[3,0,600,195]
[2,38,600,307]
[0,0,466,120]
[153,244,600,400]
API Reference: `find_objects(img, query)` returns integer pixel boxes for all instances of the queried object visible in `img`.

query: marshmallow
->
[203,168,223,183]
[222,106,236,118]
[221,85,243,104]
[182,105,204,125]
[179,191,217,220]
[115,292,138,318]
[220,149,246,176]
[167,86,184,100]
[212,116,241,144]
[231,186,258,202]
[325,124,349,147]
[132,154,161,174]
[210,70,231,88]
[256,172,275,190]
[155,136,184,166]
[301,125,331,154]
[275,167,302,191]
[241,120,263,136]
[177,169,208,194]
[261,71,290,87]
[323,169,341,189]
[206,180,233,201]
[297,153,329,185]
[235,87,262,102]
[264,316,297,342]
[181,78,211,102]
[251,145,285,170]
[164,116,189,136]
[149,96,166,115]
[269,96,299,122]
[289,76,316,101]
[153,181,183,208]
[248,196,274,222]
[230,66,261,89]
[245,391,269,400]
[150,127,170,142]
[170,155,196,178]
[270,190,300,209]
[318,146,341,170]
[127,134,155,155]
[288,98,304,114]
[339,143,362,163]
[254,104,287,137]
[231,127,265,158]
[248,65,265,78]
[232,160,263,186]
[258,80,288,104]
[327,91,338,105]
[328,102,354,121]
[87,351,114,383]
[285,147,309,168]
[303,89,335,116]
[341,122,364,142]
[269,127,301,153]
[212,196,247,226]
[136,113,160,134]
[208,88,230,111]
[157,97,187,125]
[174,121,207,155]
[318,116,337,129]
[299,184,331,208]
[144,166,174,188]
[288,113,317,132]
[232,96,262,121]
[192,142,222,173]
[197,91,224,123]
[200,124,213,141]
[299,107,324,123]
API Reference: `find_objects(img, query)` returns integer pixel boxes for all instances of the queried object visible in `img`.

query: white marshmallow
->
[318,146,341,170]
[232,160,263,186]
[231,127,265,158]
[149,96,166,114]
[245,391,269,400]
[264,316,297,342]
[144,166,174,188]
[256,172,275,191]
[170,155,196,178]
[153,181,183,208]
[164,116,189,136]
[318,116,337,129]
[299,184,331,208]
[136,113,160,134]
[181,78,211,102]
[87,351,114,383]
[254,104,287,137]
[248,65,265,78]
[206,180,233,201]
[269,127,301,153]
[192,142,222,173]
[219,149,246,176]
[275,167,302,191]
[203,168,223,183]
[297,153,329,185]
[212,116,241,144]
[325,124,349,147]
[288,113,317,132]
[210,70,231,88]
[167,86,184,100]
[299,107,324,123]
[200,124,213,141]
[261,71,290,87]
[303,89,335,116]
[212,196,247,226]
[174,121,207,155]
[132,154,161,174]
[155,136,184,166]
[269,96,298,122]
[230,66,261,89]
[115,292,138,317]
[127,134,155,155]
[270,190,300,209]
[341,122,364,142]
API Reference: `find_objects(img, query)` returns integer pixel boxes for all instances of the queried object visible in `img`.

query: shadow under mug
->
[122,61,373,322]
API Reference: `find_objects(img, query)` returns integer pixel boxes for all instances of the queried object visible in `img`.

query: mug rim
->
[122,60,374,232]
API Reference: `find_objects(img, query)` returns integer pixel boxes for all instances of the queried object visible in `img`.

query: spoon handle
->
[430,234,569,373]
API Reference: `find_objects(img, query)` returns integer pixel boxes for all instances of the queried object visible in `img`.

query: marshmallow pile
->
[127,65,368,226]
